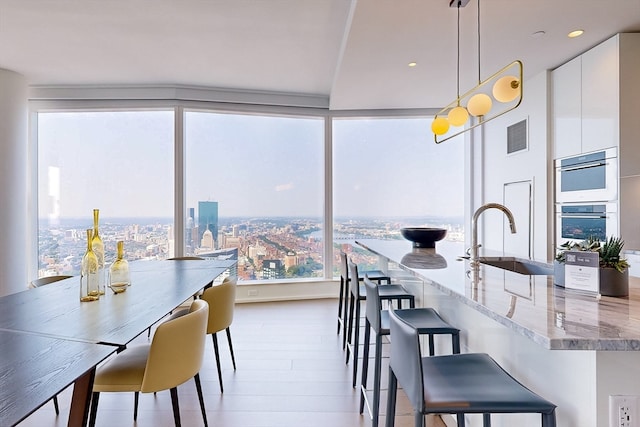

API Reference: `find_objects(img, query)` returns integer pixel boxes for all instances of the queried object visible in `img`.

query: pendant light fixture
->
[432,0,523,144]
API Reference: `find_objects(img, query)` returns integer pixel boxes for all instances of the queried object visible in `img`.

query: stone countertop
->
[356,238,640,351]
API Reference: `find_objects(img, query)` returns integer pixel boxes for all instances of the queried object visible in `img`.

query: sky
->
[37,110,464,220]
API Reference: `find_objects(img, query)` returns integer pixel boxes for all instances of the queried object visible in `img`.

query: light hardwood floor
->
[20,298,446,427]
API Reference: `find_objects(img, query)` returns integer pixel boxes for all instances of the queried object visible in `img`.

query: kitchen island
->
[356,238,640,427]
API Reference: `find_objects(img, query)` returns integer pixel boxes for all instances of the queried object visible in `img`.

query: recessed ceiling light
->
[408,62,417,67]
[568,29,584,38]
[531,31,546,38]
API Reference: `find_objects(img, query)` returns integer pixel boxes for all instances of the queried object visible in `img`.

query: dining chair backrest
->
[388,306,425,413]
[340,252,349,284]
[348,260,361,299]
[201,277,237,334]
[363,276,383,332]
[141,299,209,393]
[29,275,73,289]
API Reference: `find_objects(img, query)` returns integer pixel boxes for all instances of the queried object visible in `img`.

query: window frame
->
[29,95,445,285]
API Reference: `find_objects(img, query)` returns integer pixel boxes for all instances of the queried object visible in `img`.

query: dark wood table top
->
[0,259,236,347]
[0,329,115,427]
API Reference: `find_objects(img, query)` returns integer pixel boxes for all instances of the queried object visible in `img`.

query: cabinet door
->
[582,35,619,153]
[552,56,582,159]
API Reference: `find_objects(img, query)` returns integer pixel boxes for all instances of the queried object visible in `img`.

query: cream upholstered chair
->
[29,274,73,289]
[200,276,237,393]
[89,299,210,427]
[28,274,73,414]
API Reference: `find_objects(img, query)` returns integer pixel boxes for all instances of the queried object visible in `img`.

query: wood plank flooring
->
[19,298,446,427]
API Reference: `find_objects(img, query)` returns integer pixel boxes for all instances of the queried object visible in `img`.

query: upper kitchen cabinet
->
[552,55,581,159]
[552,33,640,171]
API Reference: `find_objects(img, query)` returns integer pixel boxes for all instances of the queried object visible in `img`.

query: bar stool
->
[360,276,460,427]
[386,307,557,427]
[346,260,414,387]
[338,251,391,346]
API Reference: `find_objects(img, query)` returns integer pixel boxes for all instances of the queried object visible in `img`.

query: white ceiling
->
[1,0,639,110]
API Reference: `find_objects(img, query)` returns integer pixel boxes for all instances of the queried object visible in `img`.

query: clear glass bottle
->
[80,229,100,302]
[109,240,130,293]
[91,208,105,295]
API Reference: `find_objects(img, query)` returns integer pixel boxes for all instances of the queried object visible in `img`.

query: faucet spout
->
[470,203,517,266]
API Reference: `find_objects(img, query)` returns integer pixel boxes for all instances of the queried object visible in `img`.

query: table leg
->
[67,368,96,427]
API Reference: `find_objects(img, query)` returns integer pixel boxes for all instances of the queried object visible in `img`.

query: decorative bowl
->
[400,227,447,248]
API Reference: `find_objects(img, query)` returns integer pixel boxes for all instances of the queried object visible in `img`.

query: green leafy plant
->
[599,236,629,272]
[555,236,600,263]
[555,235,629,273]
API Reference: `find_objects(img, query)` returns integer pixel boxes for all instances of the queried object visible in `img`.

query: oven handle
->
[559,214,608,219]
[559,161,607,172]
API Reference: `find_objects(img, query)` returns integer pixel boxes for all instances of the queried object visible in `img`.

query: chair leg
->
[457,413,465,427]
[337,277,344,334]
[170,387,181,427]
[372,333,383,427]
[344,291,354,352]
[385,368,398,427]
[359,320,372,414]
[542,409,557,427]
[194,373,208,427]
[211,333,224,393]
[345,294,355,359]
[452,331,461,354]
[52,395,60,415]
[226,327,236,370]
[134,391,139,420]
[88,392,99,427]
[428,334,435,356]
[352,299,362,387]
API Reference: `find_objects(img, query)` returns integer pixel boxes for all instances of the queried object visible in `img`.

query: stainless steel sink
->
[478,257,553,276]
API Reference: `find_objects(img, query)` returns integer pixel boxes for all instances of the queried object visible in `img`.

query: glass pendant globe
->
[467,93,492,117]
[447,106,469,127]
[493,75,521,103]
[431,117,450,135]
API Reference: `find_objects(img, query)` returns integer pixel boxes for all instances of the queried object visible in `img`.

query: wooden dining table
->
[0,258,236,427]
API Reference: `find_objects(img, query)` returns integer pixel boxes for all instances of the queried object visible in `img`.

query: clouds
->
[275,182,294,192]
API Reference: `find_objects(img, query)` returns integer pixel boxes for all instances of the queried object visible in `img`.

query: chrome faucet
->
[469,203,517,266]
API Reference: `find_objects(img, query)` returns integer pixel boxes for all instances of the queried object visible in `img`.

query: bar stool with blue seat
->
[346,260,415,388]
[385,306,557,427]
[338,251,391,346]
[360,276,460,427]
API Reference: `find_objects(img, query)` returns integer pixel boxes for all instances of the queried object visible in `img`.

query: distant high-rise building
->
[186,207,195,250]
[198,201,218,249]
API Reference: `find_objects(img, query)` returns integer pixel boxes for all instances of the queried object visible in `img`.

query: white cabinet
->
[552,34,640,159]
[552,55,581,159]
[581,36,619,154]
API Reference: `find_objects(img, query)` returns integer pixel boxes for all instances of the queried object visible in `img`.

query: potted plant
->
[598,236,630,297]
[554,236,630,296]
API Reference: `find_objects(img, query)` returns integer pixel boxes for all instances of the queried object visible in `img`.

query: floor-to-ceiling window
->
[332,116,465,275]
[184,110,325,282]
[37,111,174,276]
[34,102,465,288]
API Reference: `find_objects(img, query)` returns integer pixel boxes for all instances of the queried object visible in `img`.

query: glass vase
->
[80,229,100,302]
[109,241,130,293]
[91,208,105,295]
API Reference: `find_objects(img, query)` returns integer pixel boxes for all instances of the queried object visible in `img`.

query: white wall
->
[472,71,552,262]
[0,69,29,296]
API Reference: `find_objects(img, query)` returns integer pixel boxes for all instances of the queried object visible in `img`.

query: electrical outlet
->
[610,395,639,427]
